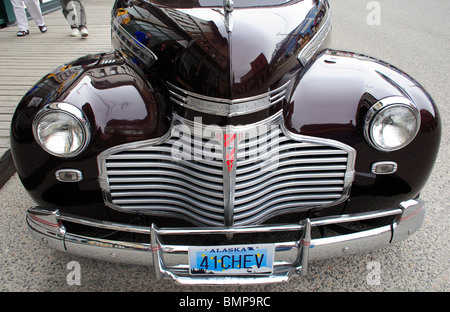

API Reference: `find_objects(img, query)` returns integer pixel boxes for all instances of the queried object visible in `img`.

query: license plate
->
[189,244,275,275]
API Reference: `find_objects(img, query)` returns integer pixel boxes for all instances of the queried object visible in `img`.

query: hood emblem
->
[224,0,234,12]
[223,0,234,33]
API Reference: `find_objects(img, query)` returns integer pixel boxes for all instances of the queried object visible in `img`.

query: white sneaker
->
[80,27,89,37]
[70,28,80,37]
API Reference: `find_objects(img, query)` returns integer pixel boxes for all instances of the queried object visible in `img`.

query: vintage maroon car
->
[10,0,440,285]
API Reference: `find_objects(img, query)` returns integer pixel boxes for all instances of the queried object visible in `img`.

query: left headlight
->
[33,103,90,157]
[364,96,420,152]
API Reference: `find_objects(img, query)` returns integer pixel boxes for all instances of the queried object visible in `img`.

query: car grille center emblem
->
[224,133,236,172]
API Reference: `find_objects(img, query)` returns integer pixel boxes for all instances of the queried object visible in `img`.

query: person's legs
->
[22,0,45,27]
[60,0,78,36]
[10,0,29,32]
[75,0,87,29]
[70,0,88,37]
[60,0,86,28]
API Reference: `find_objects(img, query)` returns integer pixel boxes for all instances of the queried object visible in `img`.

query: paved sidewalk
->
[0,0,114,187]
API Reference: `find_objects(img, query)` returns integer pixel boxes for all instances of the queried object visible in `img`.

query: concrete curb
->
[0,149,16,189]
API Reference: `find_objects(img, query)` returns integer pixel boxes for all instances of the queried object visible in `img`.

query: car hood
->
[113,0,326,99]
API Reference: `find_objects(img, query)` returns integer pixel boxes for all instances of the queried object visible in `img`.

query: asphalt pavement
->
[0,0,448,292]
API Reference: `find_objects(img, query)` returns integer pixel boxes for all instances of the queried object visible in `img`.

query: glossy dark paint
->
[286,50,440,214]
[10,52,172,220]
[10,0,441,225]
[112,0,327,99]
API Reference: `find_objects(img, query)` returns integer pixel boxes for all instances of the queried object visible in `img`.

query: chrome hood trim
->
[168,80,290,117]
[223,0,234,32]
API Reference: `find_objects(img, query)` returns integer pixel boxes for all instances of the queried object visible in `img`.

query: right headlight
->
[364,96,420,152]
[33,103,90,157]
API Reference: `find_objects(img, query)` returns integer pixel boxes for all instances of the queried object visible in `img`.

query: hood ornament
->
[223,0,234,33]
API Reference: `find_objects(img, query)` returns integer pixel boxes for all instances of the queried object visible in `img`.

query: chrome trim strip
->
[223,0,234,33]
[167,80,290,117]
[298,0,332,66]
[111,19,158,67]
[34,205,404,238]
[222,124,237,226]
[310,208,402,227]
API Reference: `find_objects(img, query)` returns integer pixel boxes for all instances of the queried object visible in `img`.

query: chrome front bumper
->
[26,199,425,286]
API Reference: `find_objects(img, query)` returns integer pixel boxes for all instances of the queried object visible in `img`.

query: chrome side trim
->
[54,205,403,237]
[111,19,158,67]
[167,80,290,117]
[298,0,331,66]
[26,199,425,285]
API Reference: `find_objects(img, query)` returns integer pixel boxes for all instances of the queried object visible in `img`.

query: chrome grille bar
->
[167,81,290,117]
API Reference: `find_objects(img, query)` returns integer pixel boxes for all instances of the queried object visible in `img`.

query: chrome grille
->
[233,125,350,225]
[98,113,355,227]
[101,130,226,226]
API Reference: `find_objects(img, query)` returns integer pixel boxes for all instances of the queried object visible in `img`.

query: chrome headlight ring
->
[32,102,91,158]
[364,96,420,152]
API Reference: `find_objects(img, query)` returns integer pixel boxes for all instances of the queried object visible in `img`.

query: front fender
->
[285,50,441,214]
[10,52,171,218]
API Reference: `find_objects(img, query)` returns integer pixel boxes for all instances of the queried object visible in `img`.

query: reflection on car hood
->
[113,0,329,99]
[147,0,297,9]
